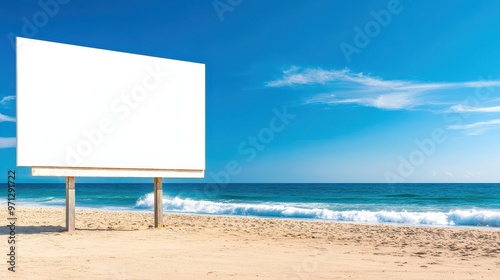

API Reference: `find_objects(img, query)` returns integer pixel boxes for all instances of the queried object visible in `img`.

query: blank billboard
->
[16,37,205,177]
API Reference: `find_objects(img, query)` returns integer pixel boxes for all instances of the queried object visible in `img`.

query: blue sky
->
[2,0,500,183]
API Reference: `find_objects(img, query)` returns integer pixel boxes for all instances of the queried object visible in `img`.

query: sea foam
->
[134,193,500,227]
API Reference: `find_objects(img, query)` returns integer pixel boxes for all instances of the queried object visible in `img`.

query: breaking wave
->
[134,193,500,227]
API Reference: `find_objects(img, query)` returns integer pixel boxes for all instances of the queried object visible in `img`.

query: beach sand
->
[1,207,499,279]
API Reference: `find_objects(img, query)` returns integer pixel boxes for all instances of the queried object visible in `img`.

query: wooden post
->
[66,176,75,231]
[154,177,163,228]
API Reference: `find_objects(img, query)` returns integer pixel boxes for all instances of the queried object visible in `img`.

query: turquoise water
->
[3,183,500,227]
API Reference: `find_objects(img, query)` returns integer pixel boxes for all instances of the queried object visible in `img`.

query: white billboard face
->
[16,37,205,177]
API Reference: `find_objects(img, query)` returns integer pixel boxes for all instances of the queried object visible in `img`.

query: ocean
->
[3,183,500,228]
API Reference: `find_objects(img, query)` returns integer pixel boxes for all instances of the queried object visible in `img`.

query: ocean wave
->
[134,193,500,227]
[7,196,67,208]
[31,197,66,203]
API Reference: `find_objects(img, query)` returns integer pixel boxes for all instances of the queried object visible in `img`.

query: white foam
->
[134,193,500,227]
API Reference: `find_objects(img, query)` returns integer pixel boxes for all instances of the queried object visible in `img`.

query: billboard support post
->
[154,177,163,228]
[66,176,75,232]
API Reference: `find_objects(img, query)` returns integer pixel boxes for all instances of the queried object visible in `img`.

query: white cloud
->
[463,170,477,178]
[444,170,454,177]
[0,113,15,122]
[308,92,417,110]
[0,137,16,148]
[446,104,500,113]
[448,119,500,130]
[266,67,408,89]
[266,67,500,110]
[267,67,500,90]
[448,119,500,135]
[0,95,15,105]
[370,92,417,110]
[267,67,500,135]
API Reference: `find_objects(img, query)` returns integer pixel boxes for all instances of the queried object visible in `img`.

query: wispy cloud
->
[0,113,16,122]
[447,119,500,135]
[446,104,500,113]
[0,137,16,148]
[266,67,409,89]
[266,67,500,110]
[0,96,16,123]
[444,170,454,177]
[463,170,478,178]
[306,92,417,110]
[0,95,15,105]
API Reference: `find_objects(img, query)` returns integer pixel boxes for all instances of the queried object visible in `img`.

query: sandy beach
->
[1,207,499,279]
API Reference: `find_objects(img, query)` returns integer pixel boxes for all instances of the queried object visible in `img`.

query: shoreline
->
[11,204,500,231]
